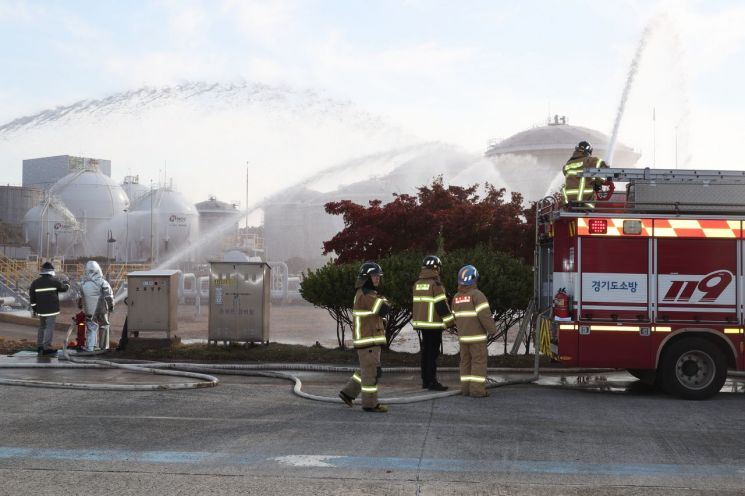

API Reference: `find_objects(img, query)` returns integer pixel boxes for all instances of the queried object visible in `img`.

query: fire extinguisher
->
[74,310,87,350]
[553,288,570,320]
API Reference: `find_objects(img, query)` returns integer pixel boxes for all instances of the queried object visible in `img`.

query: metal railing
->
[0,253,38,306]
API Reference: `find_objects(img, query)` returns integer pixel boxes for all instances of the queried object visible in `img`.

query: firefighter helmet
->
[358,261,383,278]
[39,261,55,275]
[422,255,442,270]
[575,141,593,155]
[457,265,479,286]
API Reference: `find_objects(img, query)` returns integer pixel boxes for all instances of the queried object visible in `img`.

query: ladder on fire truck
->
[574,167,745,214]
[579,167,745,182]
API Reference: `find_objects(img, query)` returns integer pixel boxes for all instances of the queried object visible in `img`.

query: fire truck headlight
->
[623,219,642,235]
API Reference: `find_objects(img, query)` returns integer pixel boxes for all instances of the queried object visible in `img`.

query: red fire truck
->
[535,167,745,399]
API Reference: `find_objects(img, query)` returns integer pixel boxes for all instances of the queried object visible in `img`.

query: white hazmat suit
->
[79,261,114,351]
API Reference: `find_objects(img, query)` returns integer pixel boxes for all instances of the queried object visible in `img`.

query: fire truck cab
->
[535,167,745,399]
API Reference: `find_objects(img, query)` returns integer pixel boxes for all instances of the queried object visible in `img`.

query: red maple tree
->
[322,177,534,264]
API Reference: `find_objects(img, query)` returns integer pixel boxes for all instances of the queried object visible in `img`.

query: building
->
[485,115,640,200]
[22,155,112,190]
[0,185,44,226]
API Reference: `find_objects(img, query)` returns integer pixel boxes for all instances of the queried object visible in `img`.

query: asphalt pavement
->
[0,357,744,495]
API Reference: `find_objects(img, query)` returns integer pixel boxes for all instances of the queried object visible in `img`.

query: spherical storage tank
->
[116,187,198,263]
[46,167,130,256]
[22,198,83,258]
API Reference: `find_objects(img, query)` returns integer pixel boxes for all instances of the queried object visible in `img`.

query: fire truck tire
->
[659,337,727,400]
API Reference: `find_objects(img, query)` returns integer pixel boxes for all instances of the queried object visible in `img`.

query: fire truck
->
[535,167,745,399]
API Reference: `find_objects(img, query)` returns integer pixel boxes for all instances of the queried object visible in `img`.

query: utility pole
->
[124,208,129,265]
[245,162,249,229]
[150,180,154,265]
[675,125,679,170]
[652,107,656,168]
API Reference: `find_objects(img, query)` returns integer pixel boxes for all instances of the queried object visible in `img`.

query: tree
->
[440,246,532,351]
[300,247,532,352]
[323,177,535,264]
[300,252,421,349]
[299,262,358,349]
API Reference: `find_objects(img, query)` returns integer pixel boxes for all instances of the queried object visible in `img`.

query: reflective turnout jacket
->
[29,275,70,317]
[452,285,496,343]
[412,268,454,330]
[352,288,390,348]
[562,153,608,205]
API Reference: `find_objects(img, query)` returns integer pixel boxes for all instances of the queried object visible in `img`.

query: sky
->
[0,0,744,189]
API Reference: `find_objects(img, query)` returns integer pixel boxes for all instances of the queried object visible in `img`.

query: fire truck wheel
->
[660,337,727,400]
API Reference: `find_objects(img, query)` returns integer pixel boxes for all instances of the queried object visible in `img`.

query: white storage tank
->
[122,187,198,263]
[121,175,148,204]
[195,196,241,262]
[47,166,129,256]
[22,197,83,258]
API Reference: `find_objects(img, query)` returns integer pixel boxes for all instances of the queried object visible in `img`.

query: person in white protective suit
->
[78,261,114,351]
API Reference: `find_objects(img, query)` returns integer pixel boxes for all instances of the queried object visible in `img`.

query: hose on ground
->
[0,325,219,391]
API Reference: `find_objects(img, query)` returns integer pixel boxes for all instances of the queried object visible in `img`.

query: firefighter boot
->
[339,391,354,408]
[363,403,389,413]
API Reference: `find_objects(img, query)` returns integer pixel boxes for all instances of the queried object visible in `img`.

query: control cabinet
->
[126,270,179,339]
[208,262,270,343]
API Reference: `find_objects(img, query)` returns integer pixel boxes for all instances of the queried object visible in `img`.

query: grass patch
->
[0,337,553,368]
[0,338,35,355]
[110,341,551,367]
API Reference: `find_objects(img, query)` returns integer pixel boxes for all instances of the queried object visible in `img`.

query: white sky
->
[0,0,744,185]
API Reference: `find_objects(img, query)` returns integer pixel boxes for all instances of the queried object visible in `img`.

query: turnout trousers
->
[459,341,488,397]
[341,346,381,408]
[419,330,443,387]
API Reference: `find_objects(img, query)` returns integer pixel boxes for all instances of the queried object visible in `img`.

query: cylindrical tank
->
[48,167,129,257]
[195,196,241,262]
[118,187,198,263]
[121,175,148,205]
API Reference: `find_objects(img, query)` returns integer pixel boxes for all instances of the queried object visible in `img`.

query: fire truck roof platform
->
[577,167,745,182]
[556,167,745,215]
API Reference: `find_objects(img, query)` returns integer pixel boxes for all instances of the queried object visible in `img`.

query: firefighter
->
[412,255,454,390]
[452,265,496,397]
[29,262,70,355]
[562,140,609,208]
[339,261,391,413]
[78,261,114,351]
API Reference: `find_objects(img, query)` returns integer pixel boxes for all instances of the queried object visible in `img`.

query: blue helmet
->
[458,265,479,286]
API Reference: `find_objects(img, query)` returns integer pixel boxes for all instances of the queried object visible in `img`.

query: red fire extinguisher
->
[553,288,570,320]
[74,310,87,350]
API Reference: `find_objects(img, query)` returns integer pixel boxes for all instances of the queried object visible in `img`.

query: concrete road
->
[0,361,744,495]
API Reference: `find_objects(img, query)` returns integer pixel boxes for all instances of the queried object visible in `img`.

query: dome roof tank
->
[48,166,129,256]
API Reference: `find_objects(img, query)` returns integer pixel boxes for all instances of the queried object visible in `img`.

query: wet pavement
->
[2,353,745,395]
[1,355,745,495]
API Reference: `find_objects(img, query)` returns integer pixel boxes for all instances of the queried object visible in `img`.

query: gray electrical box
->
[208,262,271,343]
[127,270,180,339]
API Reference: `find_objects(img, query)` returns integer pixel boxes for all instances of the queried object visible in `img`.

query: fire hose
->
[11,323,744,402]
[0,325,543,403]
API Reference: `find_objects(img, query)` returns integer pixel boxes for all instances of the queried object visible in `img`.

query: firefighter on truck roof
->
[412,255,455,391]
[562,140,609,208]
[452,265,497,397]
[339,261,391,413]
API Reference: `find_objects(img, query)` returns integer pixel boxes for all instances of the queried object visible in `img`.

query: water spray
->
[112,201,264,305]
[605,16,665,164]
